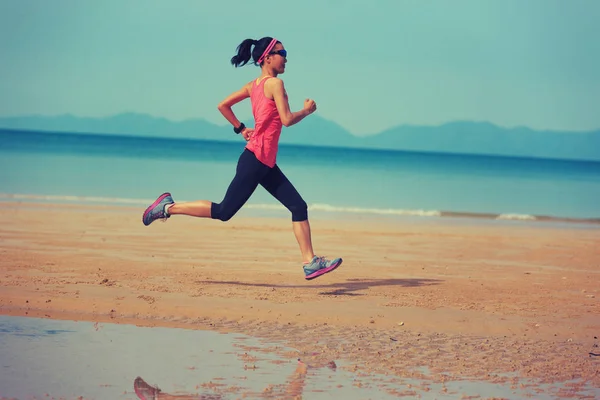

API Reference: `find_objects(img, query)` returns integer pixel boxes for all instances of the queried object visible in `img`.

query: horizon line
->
[0,112,599,135]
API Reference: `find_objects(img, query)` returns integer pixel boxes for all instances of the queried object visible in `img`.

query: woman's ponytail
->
[230,38,256,67]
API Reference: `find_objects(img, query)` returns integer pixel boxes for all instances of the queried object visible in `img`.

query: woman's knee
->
[211,203,235,222]
[289,200,308,221]
[217,212,234,222]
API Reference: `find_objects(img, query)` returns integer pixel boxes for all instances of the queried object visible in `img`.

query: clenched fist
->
[241,127,254,141]
[303,99,317,114]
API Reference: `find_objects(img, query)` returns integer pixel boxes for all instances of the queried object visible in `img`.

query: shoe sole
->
[305,259,343,280]
[142,192,171,226]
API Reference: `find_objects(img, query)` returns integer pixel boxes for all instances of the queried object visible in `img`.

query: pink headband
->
[257,38,278,65]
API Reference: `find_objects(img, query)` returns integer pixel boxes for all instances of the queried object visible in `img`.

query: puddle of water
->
[0,316,597,399]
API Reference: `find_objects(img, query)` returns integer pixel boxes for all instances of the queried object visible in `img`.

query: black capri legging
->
[211,149,308,222]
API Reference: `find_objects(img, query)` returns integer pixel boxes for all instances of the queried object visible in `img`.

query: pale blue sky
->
[0,0,598,135]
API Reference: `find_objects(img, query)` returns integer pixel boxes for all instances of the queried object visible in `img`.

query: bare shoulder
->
[265,77,285,96]
[265,77,283,86]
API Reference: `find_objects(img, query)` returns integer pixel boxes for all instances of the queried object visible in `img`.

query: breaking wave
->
[1,193,598,225]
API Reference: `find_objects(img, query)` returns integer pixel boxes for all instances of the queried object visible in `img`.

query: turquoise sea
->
[1,128,599,224]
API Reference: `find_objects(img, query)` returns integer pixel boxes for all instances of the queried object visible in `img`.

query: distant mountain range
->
[1,113,599,161]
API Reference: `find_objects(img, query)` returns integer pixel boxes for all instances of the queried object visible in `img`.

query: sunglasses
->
[269,49,287,58]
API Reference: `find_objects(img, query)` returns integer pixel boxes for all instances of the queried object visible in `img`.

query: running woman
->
[142,37,342,280]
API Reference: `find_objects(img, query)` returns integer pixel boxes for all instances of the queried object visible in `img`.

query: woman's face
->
[266,43,287,74]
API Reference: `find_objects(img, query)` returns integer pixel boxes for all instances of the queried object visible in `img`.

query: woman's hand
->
[303,99,317,114]
[241,127,254,141]
[269,78,316,127]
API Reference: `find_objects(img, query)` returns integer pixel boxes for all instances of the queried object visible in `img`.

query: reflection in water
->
[1,316,598,399]
[132,359,337,399]
[134,375,223,399]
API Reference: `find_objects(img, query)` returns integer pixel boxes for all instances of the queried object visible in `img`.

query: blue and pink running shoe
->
[142,192,174,226]
[303,256,343,280]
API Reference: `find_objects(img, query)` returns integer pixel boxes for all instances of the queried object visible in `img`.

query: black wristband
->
[234,122,245,134]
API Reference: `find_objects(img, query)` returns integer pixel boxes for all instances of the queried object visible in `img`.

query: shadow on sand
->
[195,278,443,296]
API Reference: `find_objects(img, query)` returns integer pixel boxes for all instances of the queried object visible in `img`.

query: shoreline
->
[1,201,599,395]
[2,193,599,228]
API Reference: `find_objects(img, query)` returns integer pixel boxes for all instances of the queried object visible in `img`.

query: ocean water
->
[1,128,600,223]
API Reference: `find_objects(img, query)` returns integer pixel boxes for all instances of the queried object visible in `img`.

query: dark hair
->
[230,37,281,67]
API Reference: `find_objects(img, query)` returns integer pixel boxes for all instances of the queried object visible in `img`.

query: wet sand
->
[1,202,599,397]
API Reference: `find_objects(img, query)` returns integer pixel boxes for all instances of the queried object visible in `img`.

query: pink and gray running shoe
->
[303,256,342,280]
[142,192,174,226]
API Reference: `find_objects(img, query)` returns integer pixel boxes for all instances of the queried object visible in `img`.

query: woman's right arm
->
[217,82,252,128]
[269,79,317,127]
[217,82,254,139]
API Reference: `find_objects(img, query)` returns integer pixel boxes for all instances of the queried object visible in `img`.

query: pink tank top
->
[245,77,282,168]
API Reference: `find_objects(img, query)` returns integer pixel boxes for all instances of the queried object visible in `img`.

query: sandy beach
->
[1,201,599,397]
